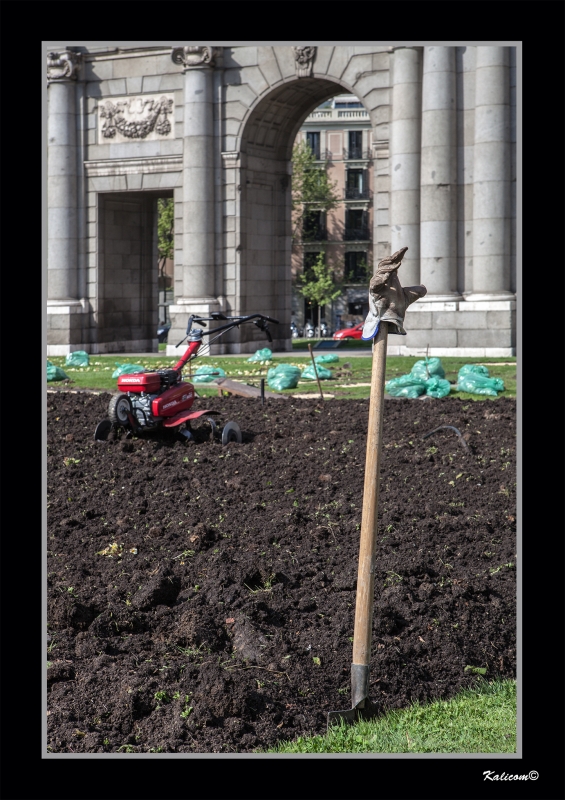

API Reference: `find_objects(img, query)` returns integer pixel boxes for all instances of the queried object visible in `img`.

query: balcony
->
[344,227,370,241]
[302,226,328,242]
[305,108,369,122]
[344,186,372,200]
[343,148,372,161]
[312,149,333,162]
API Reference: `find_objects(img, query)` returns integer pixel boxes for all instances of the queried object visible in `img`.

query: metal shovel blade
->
[327,696,379,728]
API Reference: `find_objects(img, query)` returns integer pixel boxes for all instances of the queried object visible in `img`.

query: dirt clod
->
[47,392,516,753]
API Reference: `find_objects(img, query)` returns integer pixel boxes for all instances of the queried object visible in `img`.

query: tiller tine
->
[94,419,113,441]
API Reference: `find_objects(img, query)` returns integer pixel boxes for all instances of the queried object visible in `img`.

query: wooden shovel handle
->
[352,321,388,667]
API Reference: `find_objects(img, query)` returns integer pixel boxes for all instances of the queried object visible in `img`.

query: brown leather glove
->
[362,247,427,338]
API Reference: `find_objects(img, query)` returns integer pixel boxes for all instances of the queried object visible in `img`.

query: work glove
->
[362,247,427,338]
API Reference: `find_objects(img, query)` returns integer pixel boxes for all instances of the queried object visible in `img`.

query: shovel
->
[328,320,389,727]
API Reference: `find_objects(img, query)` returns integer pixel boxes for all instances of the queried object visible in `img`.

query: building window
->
[306,131,321,160]
[345,209,369,241]
[303,210,326,241]
[345,169,368,199]
[348,131,363,159]
[345,251,369,283]
[348,301,366,316]
[303,252,323,323]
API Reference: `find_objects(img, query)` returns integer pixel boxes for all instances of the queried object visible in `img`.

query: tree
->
[291,141,340,241]
[157,198,174,292]
[296,252,342,335]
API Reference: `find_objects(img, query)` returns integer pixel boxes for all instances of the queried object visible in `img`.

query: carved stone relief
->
[47,50,82,82]
[171,46,219,70]
[97,95,175,141]
[293,46,316,77]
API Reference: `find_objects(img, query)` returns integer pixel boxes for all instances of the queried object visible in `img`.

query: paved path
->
[117,349,373,358]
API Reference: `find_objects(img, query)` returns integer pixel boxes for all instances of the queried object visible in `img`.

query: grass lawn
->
[292,337,372,350]
[262,679,516,754]
[46,353,516,400]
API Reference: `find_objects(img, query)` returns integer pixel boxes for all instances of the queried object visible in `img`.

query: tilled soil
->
[47,391,516,753]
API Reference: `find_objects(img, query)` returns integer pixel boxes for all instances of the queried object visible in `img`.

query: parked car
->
[332,322,364,340]
[157,322,171,343]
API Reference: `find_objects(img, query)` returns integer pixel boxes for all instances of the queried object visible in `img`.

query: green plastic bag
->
[315,354,339,364]
[410,357,445,380]
[301,364,333,381]
[385,374,427,398]
[424,376,452,399]
[112,363,147,379]
[47,363,69,382]
[267,364,301,390]
[65,351,90,367]
[247,348,272,363]
[268,373,300,390]
[457,368,504,397]
[192,365,226,383]
[458,364,491,379]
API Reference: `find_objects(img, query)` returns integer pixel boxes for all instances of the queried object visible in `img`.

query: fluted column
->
[390,46,422,287]
[171,46,220,307]
[47,50,82,303]
[420,46,459,299]
[467,47,513,300]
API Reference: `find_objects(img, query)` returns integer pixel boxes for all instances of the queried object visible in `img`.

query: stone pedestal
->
[385,299,515,356]
[165,301,220,357]
[47,300,88,356]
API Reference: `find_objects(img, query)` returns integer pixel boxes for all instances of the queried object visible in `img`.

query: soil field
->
[47,391,516,753]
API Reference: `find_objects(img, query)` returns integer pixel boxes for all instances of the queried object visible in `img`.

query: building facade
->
[291,94,377,332]
[46,44,517,356]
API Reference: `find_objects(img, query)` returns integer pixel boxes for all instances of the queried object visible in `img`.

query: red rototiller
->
[94,312,278,444]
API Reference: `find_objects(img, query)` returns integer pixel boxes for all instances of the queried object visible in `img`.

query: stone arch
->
[45,44,516,358]
[225,73,382,351]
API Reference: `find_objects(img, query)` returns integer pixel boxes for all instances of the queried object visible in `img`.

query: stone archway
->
[46,45,516,357]
[232,77,358,351]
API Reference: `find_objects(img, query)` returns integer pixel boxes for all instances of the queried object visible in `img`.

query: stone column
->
[47,50,82,304]
[467,47,513,300]
[390,46,422,287]
[47,50,86,354]
[171,46,220,314]
[420,46,459,299]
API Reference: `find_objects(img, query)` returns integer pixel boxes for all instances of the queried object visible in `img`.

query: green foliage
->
[296,253,342,332]
[157,198,174,289]
[157,198,174,262]
[291,142,340,242]
[291,141,340,212]
[154,690,171,707]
